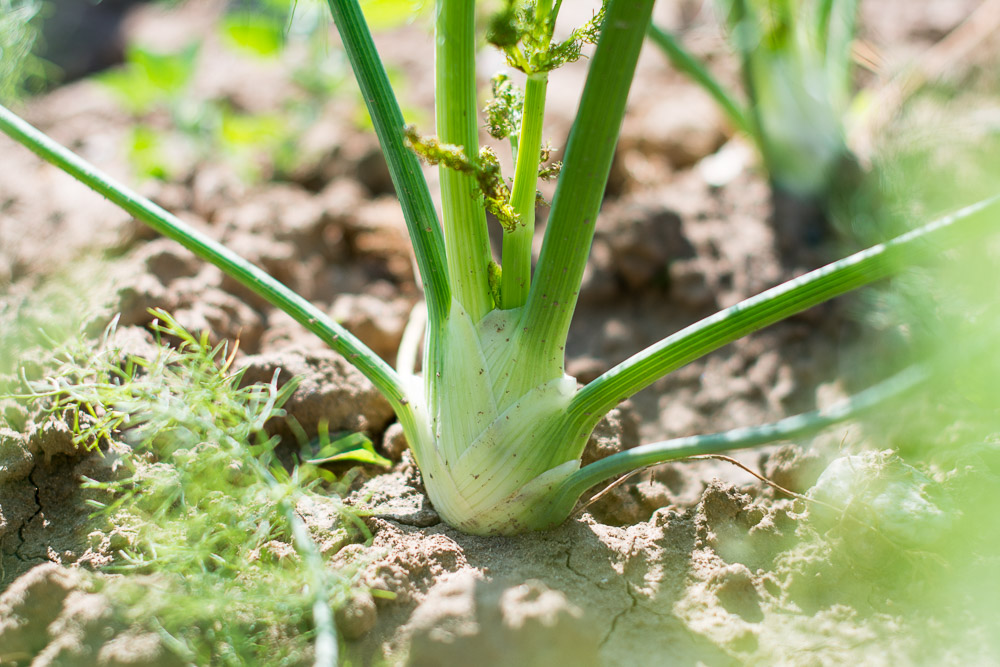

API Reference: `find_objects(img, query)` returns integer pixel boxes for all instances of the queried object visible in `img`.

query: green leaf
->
[360,0,429,30]
[99,44,200,114]
[222,15,286,57]
[127,125,172,180]
[306,430,391,467]
[220,109,284,148]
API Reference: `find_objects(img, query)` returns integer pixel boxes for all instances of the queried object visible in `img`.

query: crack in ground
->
[562,548,590,581]
[558,546,640,649]
[13,465,44,563]
[600,584,639,648]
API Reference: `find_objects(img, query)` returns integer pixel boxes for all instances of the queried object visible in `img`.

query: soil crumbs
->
[2,0,1000,665]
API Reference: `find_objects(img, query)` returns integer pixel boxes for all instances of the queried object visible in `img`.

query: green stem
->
[817,0,836,52]
[566,195,1000,434]
[536,0,554,23]
[518,0,655,381]
[500,73,548,309]
[325,0,449,329]
[725,0,779,177]
[549,362,930,523]
[0,103,407,409]
[647,24,753,137]
[820,0,859,99]
[436,0,493,321]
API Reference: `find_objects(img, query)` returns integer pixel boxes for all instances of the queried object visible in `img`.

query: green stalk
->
[500,72,548,309]
[546,362,930,525]
[517,0,655,383]
[536,0,554,23]
[0,104,407,409]
[566,195,1000,437]
[817,0,836,52]
[647,24,753,137]
[722,0,779,177]
[821,0,859,101]
[436,0,493,320]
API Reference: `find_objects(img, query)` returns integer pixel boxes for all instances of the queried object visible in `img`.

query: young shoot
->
[1,0,998,538]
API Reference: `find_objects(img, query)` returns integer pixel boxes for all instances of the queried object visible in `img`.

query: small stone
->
[381,422,408,461]
[581,403,640,466]
[0,429,33,484]
[335,590,377,639]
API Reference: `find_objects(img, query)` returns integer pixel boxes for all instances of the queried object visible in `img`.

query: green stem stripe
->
[501,72,548,309]
[520,0,655,382]
[325,0,450,327]
[568,195,1000,426]
[0,104,406,407]
[647,24,752,136]
[435,0,493,320]
[554,362,930,518]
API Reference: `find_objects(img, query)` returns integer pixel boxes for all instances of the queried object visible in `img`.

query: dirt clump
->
[238,347,396,442]
[337,478,809,666]
[405,572,599,667]
[0,563,180,667]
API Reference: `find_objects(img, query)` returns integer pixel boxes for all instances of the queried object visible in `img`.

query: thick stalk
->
[500,73,548,309]
[822,0,859,101]
[0,104,407,409]
[536,0,554,23]
[565,195,1000,440]
[436,0,493,320]
[517,0,655,384]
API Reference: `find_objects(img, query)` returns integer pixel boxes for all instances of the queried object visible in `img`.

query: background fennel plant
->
[1,0,998,536]
[650,0,860,227]
[0,0,45,103]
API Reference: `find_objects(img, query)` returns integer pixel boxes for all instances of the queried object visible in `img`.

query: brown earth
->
[1,1,998,665]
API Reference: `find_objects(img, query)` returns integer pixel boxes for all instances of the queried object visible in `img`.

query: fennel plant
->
[1,0,998,536]
[650,0,859,206]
